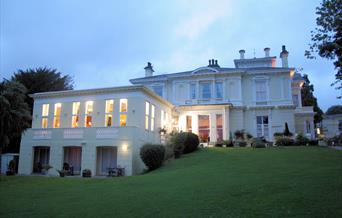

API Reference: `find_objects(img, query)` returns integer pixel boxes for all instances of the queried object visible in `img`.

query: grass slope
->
[0,147,341,218]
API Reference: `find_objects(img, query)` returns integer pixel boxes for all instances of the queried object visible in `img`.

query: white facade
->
[19,46,315,176]
[322,114,342,138]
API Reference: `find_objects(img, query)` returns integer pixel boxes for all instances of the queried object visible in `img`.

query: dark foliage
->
[276,137,295,146]
[326,105,342,115]
[183,132,200,154]
[140,144,165,171]
[300,74,324,123]
[295,134,310,145]
[251,138,266,148]
[305,0,342,98]
[283,122,293,137]
[170,132,200,156]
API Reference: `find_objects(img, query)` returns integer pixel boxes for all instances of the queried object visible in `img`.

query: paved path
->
[331,146,342,150]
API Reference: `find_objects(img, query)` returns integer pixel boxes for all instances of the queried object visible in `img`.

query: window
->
[215,82,223,99]
[305,120,311,134]
[152,86,163,97]
[119,99,127,126]
[198,115,210,142]
[339,120,342,132]
[72,102,80,128]
[256,116,269,139]
[292,94,299,107]
[120,114,127,126]
[190,83,196,99]
[53,103,62,128]
[145,102,150,130]
[151,104,155,131]
[200,82,211,99]
[85,101,93,127]
[216,114,223,141]
[120,99,127,112]
[105,100,114,127]
[186,115,192,132]
[41,104,49,128]
[255,80,267,103]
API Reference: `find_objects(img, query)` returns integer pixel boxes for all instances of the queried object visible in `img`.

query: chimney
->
[280,45,289,68]
[239,49,245,59]
[144,62,154,77]
[264,47,270,57]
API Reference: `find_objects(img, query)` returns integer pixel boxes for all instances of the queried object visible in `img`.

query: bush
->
[308,140,318,146]
[215,142,223,147]
[82,169,92,177]
[295,134,310,145]
[223,140,234,147]
[251,138,266,148]
[183,132,200,154]
[170,132,199,156]
[140,144,165,171]
[235,141,247,147]
[234,130,245,140]
[276,137,295,146]
[164,143,175,160]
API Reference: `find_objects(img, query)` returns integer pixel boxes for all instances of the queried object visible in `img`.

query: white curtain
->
[97,147,117,175]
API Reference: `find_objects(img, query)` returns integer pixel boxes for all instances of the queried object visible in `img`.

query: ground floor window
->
[256,116,269,139]
[186,115,192,132]
[305,120,311,134]
[216,114,223,142]
[63,147,82,175]
[33,146,50,173]
[96,147,117,176]
[198,115,210,142]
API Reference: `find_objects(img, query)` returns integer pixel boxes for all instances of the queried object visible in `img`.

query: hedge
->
[140,144,165,171]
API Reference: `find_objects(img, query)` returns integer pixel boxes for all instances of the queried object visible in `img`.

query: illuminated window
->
[145,102,150,130]
[53,103,62,128]
[72,102,80,128]
[41,104,49,128]
[120,114,127,126]
[151,104,155,131]
[105,100,114,127]
[120,99,127,112]
[216,114,223,141]
[186,115,192,132]
[85,101,93,127]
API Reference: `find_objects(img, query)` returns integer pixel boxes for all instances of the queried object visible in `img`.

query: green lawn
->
[1,147,341,218]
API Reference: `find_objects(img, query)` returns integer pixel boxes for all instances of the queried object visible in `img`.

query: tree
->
[305,0,342,98]
[326,105,342,115]
[11,67,74,113]
[301,74,324,124]
[0,80,31,150]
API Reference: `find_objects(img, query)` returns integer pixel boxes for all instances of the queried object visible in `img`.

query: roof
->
[130,65,294,83]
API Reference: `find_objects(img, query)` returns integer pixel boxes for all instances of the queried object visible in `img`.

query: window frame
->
[41,104,49,128]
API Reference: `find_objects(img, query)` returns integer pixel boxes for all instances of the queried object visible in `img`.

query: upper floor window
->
[190,83,196,99]
[151,104,155,131]
[145,102,150,130]
[85,101,93,127]
[41,104,49,128]
[72,102,80,128]
[255,80,267,103]
[152,86,163,97]
[105,100,114,127]
[215,81,223,99]
[339,120,342,132]
[120,99,127,113]
[292,94,299,107]
[53,103,62,128]
[119,99,127,126]
[200,82,211,99]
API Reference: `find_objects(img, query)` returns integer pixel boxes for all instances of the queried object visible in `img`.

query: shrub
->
[140,144,165,171]
[308,139,319,146]
[82,169,92,177]
[170,132,199,156]
[215,142,223,147]
[236,141,247,147]
[283,122,293,137]
[295,134,310,145]
[234,130,245,140]
[251,138,266,148]
[223,140,234,147]
[276,137,295,146]
[164,143,175,160]
[183,132,200,154]
[274,132,284,137]
[246,133,253,140]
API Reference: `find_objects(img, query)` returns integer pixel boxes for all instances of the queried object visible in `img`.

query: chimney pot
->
[144,62,154,77]
[280,45,289,68]
[264,47,270,57]
[239,49,245,59]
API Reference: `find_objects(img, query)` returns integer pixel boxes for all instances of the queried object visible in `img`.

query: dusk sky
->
[1,0,340,111]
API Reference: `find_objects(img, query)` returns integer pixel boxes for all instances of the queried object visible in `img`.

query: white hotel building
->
[19,46,315,176]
